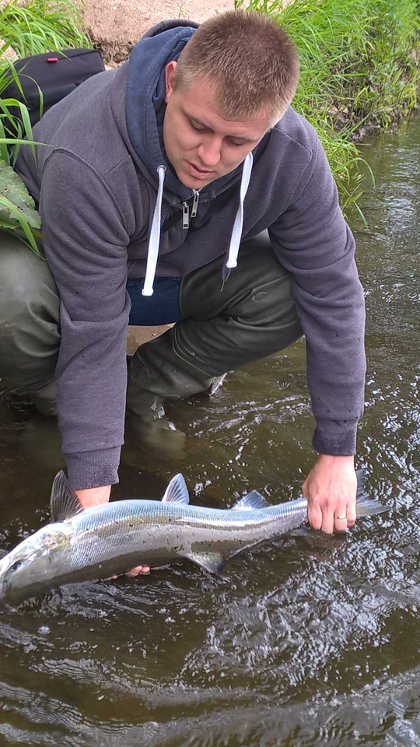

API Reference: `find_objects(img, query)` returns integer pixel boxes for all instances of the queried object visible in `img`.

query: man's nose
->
[198,136,222,167]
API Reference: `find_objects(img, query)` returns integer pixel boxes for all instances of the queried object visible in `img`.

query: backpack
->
[3,47,105,127]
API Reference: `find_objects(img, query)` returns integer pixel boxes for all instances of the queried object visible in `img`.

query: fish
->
[0,469,386,604]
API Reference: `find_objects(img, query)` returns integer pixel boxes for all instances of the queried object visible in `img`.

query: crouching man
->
[0,11,365,549]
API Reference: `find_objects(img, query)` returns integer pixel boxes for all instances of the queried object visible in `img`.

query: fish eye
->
[8,559,24,573]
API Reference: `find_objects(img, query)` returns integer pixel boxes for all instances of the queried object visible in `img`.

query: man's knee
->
[0,234,58,325]
[175,232,303,373]
[180,231,301,332]
[0,233,60,393]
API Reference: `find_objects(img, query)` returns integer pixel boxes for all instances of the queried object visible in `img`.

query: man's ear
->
[165,60,177,103]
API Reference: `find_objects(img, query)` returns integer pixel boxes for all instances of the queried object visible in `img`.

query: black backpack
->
[3,47,105,127]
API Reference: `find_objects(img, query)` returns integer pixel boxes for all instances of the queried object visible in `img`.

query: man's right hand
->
[75,485,150,576]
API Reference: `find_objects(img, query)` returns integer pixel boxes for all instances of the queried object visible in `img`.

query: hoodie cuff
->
[312,419,359,456]
[64,447,121,490]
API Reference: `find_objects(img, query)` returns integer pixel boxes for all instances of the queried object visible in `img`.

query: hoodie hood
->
[126,20,197,202]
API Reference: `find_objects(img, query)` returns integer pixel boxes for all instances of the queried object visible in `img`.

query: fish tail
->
[355,469,387,516]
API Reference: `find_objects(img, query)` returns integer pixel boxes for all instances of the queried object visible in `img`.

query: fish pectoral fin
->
[184,551,225,574]
[161,473,190,504]
[231,490,268,510]
[50,470,84,521]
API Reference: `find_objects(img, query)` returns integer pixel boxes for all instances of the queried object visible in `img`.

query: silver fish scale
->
[71,497,308,533]
[65,497,309,574]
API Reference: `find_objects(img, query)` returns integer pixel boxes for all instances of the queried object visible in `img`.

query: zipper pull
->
[191,189,200,218]
[182,201,189,229]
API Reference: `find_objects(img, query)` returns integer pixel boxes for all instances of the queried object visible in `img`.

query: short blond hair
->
[175,10,300,121]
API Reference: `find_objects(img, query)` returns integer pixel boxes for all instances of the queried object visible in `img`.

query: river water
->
[0,112,419,746]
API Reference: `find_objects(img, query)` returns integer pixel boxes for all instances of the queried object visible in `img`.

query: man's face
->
[163,61,274,190]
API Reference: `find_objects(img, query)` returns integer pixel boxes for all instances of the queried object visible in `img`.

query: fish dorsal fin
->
[50,470,84,521]
[184,551,224,574]
[161,474,190,504]
[231,490,268,510]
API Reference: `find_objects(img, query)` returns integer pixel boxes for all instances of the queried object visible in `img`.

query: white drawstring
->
[226,152,253,269]
[142,165,166,296]
[142,152,254,295]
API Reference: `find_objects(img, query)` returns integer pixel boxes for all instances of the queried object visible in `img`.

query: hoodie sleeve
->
[268,136,366,456]
[39,150,131,489]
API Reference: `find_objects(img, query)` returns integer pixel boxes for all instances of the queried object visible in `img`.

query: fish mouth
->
[0,552,39,602]
[0,552,10,577]
[0,555,11,601]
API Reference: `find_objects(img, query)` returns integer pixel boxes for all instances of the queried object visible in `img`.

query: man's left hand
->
[302,454,357,534]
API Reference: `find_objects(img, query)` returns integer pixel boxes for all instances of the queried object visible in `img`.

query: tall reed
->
[0,0,91,251]
[237,0,419,216]
[1,0,419,242]
[0,0,90,58]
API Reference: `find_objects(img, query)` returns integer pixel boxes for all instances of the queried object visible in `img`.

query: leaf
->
[0,159,40,230]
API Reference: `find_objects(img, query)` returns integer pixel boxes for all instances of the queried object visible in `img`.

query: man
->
[0,11,365,549]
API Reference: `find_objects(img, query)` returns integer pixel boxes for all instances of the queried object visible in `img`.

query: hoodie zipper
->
[182,202,189,229]
[182,189,200,229]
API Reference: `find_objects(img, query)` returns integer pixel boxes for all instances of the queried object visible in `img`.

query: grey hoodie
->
[16,21,365,490]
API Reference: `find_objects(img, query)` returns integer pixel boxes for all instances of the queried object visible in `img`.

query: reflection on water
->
[0,113,419,745]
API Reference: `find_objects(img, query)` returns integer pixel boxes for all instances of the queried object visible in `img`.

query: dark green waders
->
[0,231,59,414]
[0,231,302,420]
[127,233,303,416]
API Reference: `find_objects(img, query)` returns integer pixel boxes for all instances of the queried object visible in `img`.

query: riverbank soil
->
[76,0,235,62]
[0,0,235,64]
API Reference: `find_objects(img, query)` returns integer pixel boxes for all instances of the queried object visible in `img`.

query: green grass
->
[0,0,92,250]
[0,0,90,58]
[1,0,419,245]
[237,0,420,218]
